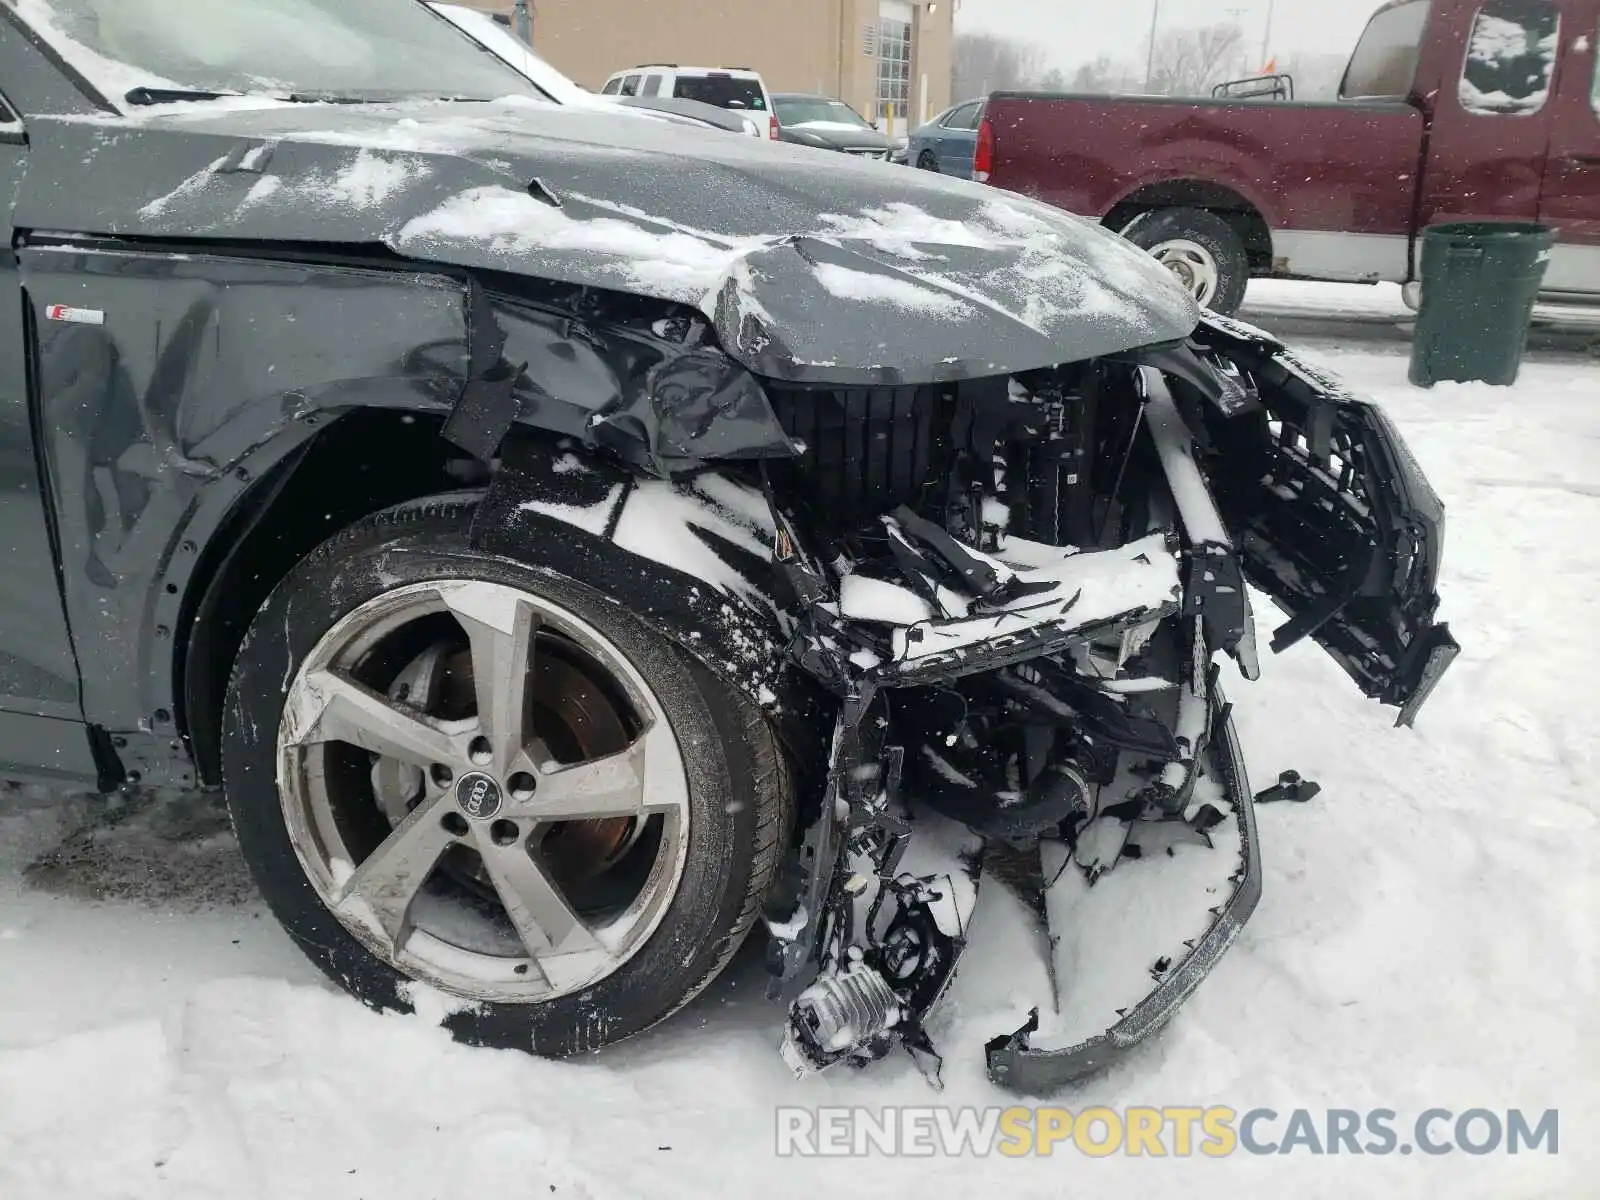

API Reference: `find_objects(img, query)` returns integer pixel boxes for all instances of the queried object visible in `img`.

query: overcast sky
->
[955,0,1392,71]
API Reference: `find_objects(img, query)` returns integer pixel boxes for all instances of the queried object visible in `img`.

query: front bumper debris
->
[492,309,1457,1093]
[1185,314,1460,723]
[985,694,1260,1092]
[758,455,1253,1089]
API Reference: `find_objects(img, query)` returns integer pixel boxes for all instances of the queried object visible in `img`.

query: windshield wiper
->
[288,93,500,104]
[125,86,513,109]
[284,91,383,105]
[125,86,244,106]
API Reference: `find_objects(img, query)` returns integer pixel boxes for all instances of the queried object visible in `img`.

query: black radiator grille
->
[767,384,941,529]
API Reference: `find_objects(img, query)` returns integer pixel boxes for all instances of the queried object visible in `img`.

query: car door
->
[0,27,100,784]
[946,102,981,178]
[1538,0,1600,293]
[928,104,961,172]
[1419,0,1563,235]
[910,107,944,167]
[934,103,966,175]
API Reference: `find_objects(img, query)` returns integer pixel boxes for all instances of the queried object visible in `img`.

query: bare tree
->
[1069,55,1134,94]
[952,33,1046,100]
[1145,23,1250,96]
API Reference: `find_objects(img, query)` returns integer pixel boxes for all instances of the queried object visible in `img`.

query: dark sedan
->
[772,93,892,160]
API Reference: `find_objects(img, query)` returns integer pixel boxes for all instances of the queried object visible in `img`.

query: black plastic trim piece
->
[984,692,1260,1093]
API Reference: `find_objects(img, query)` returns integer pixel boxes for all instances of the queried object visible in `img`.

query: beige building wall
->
[910,2,953,125]
[446,0,952,128]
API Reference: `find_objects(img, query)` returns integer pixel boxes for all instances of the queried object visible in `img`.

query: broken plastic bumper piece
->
[765,511,1249,1092]
[986,696,1261,1093]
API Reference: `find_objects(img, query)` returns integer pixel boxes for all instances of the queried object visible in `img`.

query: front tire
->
[917,150,939,171]
[1119,206,1250,315]
[222,498,791,1055]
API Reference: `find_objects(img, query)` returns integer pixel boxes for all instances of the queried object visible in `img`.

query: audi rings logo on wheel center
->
[456,772,503,821]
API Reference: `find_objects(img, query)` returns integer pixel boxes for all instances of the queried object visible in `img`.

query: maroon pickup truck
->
[978,0,1600,314]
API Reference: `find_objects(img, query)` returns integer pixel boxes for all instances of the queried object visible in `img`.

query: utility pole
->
[1224,3,1248,76]
[1260,0,1275,65]
[1143,0,1161,91]
[513,0,531,42]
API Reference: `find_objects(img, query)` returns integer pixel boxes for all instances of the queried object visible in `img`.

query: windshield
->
[774,97,869,128]
[5,0,543,104]
[671,75,766,111]
[425,2,584,104]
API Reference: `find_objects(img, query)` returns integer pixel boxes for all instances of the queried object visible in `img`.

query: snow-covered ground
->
[2,329,1596,1199]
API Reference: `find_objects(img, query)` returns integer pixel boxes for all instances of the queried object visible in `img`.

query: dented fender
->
[20,227,800,762]
[20,241,468,750]
[484,287,799,476]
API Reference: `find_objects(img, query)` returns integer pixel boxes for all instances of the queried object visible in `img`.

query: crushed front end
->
[732,313,1457,1092]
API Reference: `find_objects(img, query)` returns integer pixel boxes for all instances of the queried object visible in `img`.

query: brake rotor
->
[525,648,643,889]
[371,637,643,899]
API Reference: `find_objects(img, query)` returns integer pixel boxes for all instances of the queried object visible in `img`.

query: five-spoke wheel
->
[223,499,790,1055]
[279,579,691,1001]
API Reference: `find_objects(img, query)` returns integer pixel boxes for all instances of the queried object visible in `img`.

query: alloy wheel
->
[275,579,691,1003]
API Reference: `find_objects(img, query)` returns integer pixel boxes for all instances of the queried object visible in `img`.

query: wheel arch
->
[177,407,491,787]
[1104,179,1275,272]
[178,418,826,789]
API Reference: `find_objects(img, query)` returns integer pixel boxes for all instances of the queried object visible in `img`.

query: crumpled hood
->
[21,100,1198,384]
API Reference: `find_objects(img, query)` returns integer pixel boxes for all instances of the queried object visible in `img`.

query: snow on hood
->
[22,100,1198,384]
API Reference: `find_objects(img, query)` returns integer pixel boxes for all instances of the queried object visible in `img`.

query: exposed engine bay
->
[470,306,1458,1094]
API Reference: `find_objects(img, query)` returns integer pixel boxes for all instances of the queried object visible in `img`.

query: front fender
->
[21,234,802,761]
[21,240,474,747]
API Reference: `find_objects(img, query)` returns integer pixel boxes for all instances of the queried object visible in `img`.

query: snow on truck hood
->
[20,101,1198,383]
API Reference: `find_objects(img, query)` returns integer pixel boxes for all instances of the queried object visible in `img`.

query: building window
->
[875,16,911,120]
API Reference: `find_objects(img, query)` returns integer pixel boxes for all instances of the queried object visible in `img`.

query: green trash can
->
[1409,221,1554,388]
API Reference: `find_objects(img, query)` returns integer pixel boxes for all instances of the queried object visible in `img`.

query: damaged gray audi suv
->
[0,0,1457,1090]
